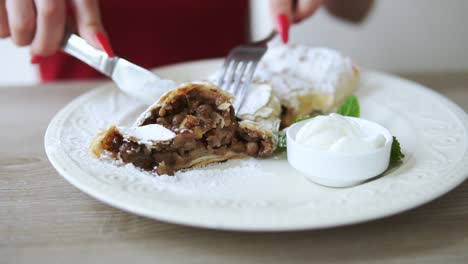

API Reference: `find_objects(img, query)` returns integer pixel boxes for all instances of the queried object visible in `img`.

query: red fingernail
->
[95,32,115,57]
[30,55,43,64]
[277,14,290,44]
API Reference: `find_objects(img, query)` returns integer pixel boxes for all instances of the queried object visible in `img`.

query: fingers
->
[270,0,323,23]
[270,0,294,43]
[71,0,114,56]
[269,0,323,43]
[0,0,10,38]
[5,0,36,46]
[324,0,374,23]
[71,0,105,49]
[295,0,323,22]
[270,0,294,21]
[30,0,66,56]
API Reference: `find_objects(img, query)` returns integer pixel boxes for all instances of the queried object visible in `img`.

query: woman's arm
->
[324,0,374,23]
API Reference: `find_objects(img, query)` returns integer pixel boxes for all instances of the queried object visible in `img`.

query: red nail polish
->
[277,14,290,44]
[95,32,115,57]
[30,55,43,64]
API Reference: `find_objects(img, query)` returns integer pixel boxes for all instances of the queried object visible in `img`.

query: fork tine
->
[223,60,238,91]
[216,61,228,87]
[216,58,233,87]
[217,31,275,114]
[228,61,247,94]
[233,61,258,112]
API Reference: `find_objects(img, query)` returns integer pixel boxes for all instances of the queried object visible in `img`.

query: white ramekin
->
[286,117,393,188]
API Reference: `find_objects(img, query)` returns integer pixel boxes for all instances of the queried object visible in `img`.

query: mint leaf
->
[390,136,405,164]
[336,96,360,117]
[277,132,287,152]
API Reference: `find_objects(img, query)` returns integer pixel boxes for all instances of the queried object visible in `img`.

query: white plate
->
[45,59,468,231]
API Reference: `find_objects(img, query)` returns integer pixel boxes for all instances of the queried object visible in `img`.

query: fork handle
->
[251,0,296,47]
[252,31,278,46]
[62,33,115,77]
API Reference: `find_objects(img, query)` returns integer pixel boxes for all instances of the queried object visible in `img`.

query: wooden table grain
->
[1,74,468,264]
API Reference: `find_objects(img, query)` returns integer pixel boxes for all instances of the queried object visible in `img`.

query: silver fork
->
[216,31,277,112]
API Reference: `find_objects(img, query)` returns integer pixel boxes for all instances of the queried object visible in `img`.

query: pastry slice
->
[91,82,281,175]
[255,44,360,127]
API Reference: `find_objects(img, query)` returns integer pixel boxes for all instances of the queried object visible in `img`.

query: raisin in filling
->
[101,89,274,175]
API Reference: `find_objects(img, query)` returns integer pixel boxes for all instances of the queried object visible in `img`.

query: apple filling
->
[96,86,275,175]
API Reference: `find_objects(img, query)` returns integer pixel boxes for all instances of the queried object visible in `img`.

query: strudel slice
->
[91,82,280,175]
[255,44,360,127]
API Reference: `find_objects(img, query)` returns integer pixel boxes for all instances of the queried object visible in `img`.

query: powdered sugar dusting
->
[50,50,356,204]
[257,44,356,94]
[97,153,277,197]
[210,44,358,113]
[52,88,281,199]
[82,46,356,196]
[254,44,358,112]
[161,158,274,196]
[237,83,274,117]
[117,124,175,145]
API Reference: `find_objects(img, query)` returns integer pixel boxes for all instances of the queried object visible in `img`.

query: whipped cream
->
[117,124,176,145]
[295,114,386,154]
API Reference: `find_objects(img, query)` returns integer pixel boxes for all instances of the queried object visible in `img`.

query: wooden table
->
[1,73,468,263]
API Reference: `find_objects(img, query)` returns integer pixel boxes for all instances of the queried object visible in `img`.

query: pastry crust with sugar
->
[255,44,359,126]
[91,82,280,175]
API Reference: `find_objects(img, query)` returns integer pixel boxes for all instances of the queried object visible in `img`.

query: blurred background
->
[0,0,467,85]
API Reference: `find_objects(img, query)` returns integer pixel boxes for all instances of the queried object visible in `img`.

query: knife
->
[62,33,177,104]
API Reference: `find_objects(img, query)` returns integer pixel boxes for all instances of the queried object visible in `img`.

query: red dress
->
[39,0,248,81]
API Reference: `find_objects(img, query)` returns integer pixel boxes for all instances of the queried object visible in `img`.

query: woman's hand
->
[269,0,374,43]
[270,0,323,43]
[0,0,111,62]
